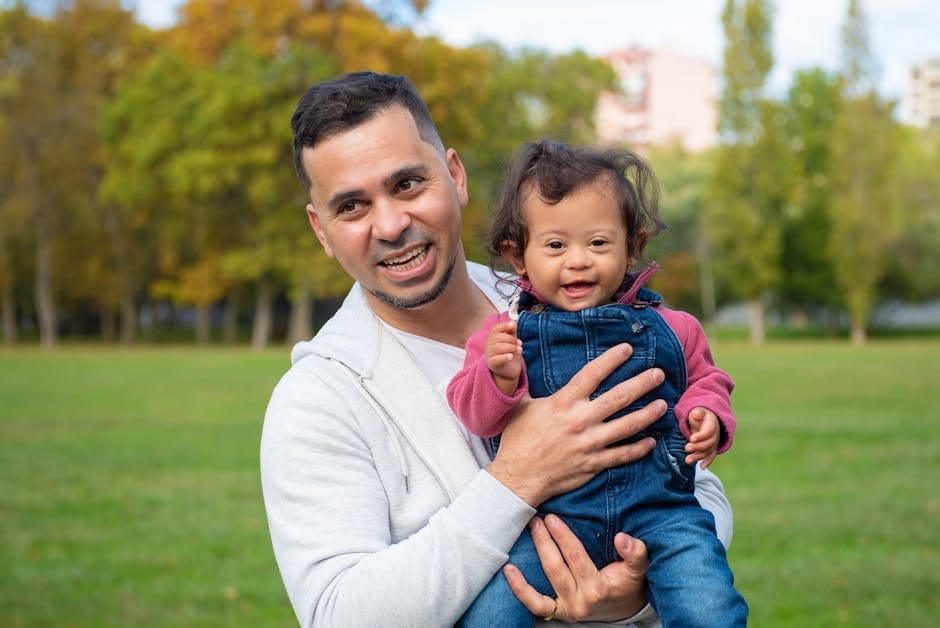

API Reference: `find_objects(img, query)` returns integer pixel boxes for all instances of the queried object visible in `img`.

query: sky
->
[134,0,939,119]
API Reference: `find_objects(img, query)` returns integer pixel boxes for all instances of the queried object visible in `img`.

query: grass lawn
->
[1,339,938,626]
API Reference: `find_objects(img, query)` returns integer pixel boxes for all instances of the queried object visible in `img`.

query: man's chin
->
[370,262,455,310]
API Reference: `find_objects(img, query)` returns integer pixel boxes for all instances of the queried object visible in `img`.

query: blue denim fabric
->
[459,288,747,627]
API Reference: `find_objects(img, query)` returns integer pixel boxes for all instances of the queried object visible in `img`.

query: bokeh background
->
[1,0,938,625]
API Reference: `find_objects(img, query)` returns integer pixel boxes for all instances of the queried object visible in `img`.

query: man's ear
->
[306,204,334,258]
[445,148,469,209]
[499,240,526,276]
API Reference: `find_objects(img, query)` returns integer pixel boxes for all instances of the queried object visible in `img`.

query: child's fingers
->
[490,340,522,356]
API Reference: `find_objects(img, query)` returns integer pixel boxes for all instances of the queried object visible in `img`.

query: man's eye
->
[398,177,422,193]
[337,201,361,215]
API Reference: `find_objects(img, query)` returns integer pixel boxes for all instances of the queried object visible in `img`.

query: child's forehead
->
[521,175,619,211]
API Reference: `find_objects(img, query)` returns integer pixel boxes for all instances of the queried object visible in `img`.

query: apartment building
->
[595,46,718,152]
[906,57,940,128]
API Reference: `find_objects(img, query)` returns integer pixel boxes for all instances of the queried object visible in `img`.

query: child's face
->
[505,178,630,312]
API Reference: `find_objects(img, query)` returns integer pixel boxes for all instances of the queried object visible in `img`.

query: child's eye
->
[547,241,564,250]
[590,239,609,247]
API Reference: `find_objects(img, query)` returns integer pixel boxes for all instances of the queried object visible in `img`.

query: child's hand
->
[486,319,523,394]
[685,407,720,468]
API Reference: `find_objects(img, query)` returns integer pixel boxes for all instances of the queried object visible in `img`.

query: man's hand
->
[487,343,665,507]
[504,515,650,622]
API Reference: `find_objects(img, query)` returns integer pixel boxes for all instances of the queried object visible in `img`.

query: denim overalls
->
[460,286,748,628]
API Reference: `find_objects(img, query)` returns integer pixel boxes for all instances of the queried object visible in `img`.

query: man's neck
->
[367,263,495,348]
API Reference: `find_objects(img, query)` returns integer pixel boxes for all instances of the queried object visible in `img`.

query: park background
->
[2,0,938,625]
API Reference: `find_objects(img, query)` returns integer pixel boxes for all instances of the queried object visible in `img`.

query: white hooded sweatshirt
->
[260,261,732,628]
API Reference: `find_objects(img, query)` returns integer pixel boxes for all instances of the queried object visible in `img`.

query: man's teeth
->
[383,246,427,269]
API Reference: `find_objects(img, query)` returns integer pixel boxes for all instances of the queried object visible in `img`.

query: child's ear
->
[499,240,527,276]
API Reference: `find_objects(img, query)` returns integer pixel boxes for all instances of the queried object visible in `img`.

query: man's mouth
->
[380,245,429,270]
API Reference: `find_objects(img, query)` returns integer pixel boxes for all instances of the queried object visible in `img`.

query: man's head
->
[291,72,469,319]
[291,72,445,192]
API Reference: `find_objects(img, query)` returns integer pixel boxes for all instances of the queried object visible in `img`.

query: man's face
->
[303,106,469,315]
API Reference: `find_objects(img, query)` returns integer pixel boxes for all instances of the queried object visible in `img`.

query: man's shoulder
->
[467,261,514,310]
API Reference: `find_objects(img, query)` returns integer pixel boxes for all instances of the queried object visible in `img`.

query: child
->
[447,140,747,627]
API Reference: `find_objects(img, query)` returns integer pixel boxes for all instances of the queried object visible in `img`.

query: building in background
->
[595,46,718,153]
[905,57,940,128]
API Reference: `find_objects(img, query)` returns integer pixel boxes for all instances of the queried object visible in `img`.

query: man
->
[260,71,733,627]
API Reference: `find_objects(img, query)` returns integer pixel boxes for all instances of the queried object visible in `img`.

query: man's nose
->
[371,198,411,241]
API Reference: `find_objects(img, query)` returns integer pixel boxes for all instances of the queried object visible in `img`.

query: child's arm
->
[446,312,529,438]
[485,319,524,396]
[657,307,737,458]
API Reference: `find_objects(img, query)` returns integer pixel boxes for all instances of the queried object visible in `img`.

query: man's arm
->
[261,363,537,627]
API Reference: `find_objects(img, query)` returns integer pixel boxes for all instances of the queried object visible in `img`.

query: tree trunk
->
[119,292,137,344]
[195,303,212,345]
[104,205,138,345]
[223,287,241,346]
[849,323,866,345]
[695,235,716,326]
[140,300,156,343]
[251,277,274,350]
[30,168,57,348]
[747,299,765,345]
[34,221,57,348]
[288,279,313,345]
[100,307,116,342]
[1,286,17,345]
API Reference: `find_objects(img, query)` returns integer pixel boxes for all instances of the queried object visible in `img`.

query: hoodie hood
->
[290,283,379,374]
[289,262,508,376]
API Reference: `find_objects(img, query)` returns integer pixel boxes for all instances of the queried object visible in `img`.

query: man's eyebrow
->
[323,164,431,212]
[325,189,365,213]
[384,164,429,188]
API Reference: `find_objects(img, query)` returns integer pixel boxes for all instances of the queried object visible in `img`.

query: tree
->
[882,127,940,303]
[645,144,715,320]
[707,0,779,344]
[829,0,899,344]
[779,68,841,325]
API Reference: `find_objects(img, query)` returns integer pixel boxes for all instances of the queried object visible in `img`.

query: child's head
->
[488,140,663,311]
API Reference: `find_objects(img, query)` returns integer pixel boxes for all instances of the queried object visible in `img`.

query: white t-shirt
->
[382,278,509,470]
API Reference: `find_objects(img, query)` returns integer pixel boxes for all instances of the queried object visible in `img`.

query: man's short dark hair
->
[291,71,444,191]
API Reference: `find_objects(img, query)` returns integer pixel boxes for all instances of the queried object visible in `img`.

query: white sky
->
[134,0,939,115]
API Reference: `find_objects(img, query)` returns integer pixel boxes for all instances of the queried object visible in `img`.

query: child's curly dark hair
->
[487,140,665,281]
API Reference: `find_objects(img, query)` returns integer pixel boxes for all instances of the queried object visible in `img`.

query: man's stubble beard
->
[367,254,457,310]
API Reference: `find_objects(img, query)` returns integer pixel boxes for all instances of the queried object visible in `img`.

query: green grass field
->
[1,340,938,626]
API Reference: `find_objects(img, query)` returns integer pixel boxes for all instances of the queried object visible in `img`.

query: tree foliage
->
[708,0,779,344]
[829,0,900,344]
[1,0,938,346]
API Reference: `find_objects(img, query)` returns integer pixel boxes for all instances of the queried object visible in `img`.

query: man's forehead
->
[305,112,437,199]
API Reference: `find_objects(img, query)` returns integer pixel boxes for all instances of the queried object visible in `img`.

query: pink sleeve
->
[657,307,736,454]
[445,312,529,438]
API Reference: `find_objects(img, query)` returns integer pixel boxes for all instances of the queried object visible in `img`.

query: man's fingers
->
[528,517,572,595]
[503,563,559,618]
[590,368,665,420]
[597,397,666,449]
[543,515,596,581]
[613,532,650,575]
[559,344,634,401]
